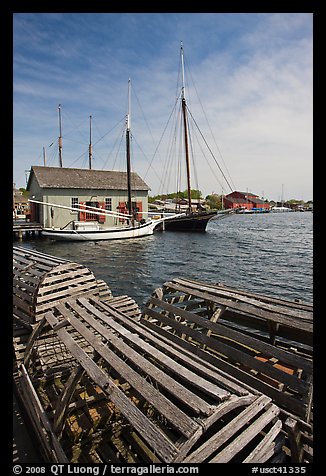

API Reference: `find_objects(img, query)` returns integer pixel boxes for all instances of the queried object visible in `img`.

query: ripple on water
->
[15,211,312,305]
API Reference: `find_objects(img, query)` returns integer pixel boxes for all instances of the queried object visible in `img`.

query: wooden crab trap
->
[141,277,313,462]
[16,295,287,464]
[13,246,140,376]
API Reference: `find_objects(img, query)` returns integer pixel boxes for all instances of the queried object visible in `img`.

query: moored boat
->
[30,80,163,241]
[158,43,235,232]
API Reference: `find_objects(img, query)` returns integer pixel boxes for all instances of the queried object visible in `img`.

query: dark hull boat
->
[158,44,235,233]
[162,211,217,231]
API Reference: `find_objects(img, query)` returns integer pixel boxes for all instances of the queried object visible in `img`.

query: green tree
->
[205,194,223,210]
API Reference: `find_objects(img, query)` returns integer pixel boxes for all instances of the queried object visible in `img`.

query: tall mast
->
[58,104,63,167]
[88,114,92,170]
[126,78,133,222]
[180,42,192,213]
[43,146,46,166]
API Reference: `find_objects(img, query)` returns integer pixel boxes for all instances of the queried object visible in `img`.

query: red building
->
[224,191,270,211]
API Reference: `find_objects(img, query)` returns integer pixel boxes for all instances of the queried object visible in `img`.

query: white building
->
[26,166,151,228]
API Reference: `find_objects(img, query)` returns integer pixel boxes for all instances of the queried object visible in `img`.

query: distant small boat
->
[271,206,293,213]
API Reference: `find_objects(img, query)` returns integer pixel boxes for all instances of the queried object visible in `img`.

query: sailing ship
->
[32,80,164,241]
[157,43,234,232]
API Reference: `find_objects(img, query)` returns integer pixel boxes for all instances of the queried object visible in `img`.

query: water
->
[14,211,313,306]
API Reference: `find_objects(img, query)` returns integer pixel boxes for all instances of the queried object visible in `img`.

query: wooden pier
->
[13,247,313,464]
[13,221,43,240]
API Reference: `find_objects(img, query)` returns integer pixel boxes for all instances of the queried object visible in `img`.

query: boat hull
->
[42,220,159,241]
[161,212,216,232]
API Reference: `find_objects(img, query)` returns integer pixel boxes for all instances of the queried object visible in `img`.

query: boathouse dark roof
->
[27,166,150,191]
[224,197,248,205]
[250,198,266,205]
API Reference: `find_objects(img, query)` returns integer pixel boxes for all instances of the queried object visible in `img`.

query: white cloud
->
[13,13,313,201]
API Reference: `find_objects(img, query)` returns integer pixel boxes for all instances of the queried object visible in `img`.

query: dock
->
[13,221,43,240]
[13,247,313,464]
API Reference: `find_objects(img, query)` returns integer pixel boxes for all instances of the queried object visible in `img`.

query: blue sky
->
[13,13,313,201]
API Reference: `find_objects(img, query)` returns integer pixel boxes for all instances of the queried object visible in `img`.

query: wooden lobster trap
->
[141,277,313,462]
[17,295,286,464]
[13,247,140,372]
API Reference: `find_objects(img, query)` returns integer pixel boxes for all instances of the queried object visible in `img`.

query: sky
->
[13,13,313,202]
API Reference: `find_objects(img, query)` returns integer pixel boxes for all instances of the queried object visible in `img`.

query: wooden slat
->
[143,304,310,396]
[75,297,231,404]
[18,364,69,463]
[163,281,312,332]
[184,395,272,462]
[173,277,313,312]
[139,315,310,420]
[43,310,179,463]
[243,419,283,463]
[174,278,313,318]
[94,298,250,397]
[209,403,280,462]
[147,297,312,373]
[55,302,201,436]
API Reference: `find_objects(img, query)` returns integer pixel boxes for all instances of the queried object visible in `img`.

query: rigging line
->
[185,62,236,191]
[188,118,226,191]
[131,82,165,167]
[131,134,162,184]
[187,119,200,197]
[101,122,126,171]
[187,105,234,193]
[159,99,181,197]
[93,116,126,147]
[60,107,88,143]
[66,151,88,168]
[143,95,179,181]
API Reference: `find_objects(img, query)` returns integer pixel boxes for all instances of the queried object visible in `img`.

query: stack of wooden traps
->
[17,296,285,463]
[13,248,313,464]
[141,277,313,462]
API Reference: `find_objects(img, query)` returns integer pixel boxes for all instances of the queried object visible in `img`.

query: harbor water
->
[15,211,313,305]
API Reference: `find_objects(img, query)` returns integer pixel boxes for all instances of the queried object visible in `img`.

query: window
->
[71,197,79,209]
[105,198,112,211]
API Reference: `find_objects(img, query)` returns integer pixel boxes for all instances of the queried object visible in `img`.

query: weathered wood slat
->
[183,394,272,462]
[173,277,313,312]
[209,403,280,462]
[55,302,201,436]
[147,297,312,373]
[107,308,250,397]
[76,297,231,403]
[13,247,107,328]
[243,419,283,463]
[13,249,304,463]
[14,247,68,266]
[68,299,226,408]
[13,277,37,294]
[143,304,309,396]
[13,293,33,314]
[43,310,179,463]
[141,309,311,420]
[163,281,312,331]
[13,270,41,285]
[36,276,97,302]
[19,364,69,463]
[174,278,313,319]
